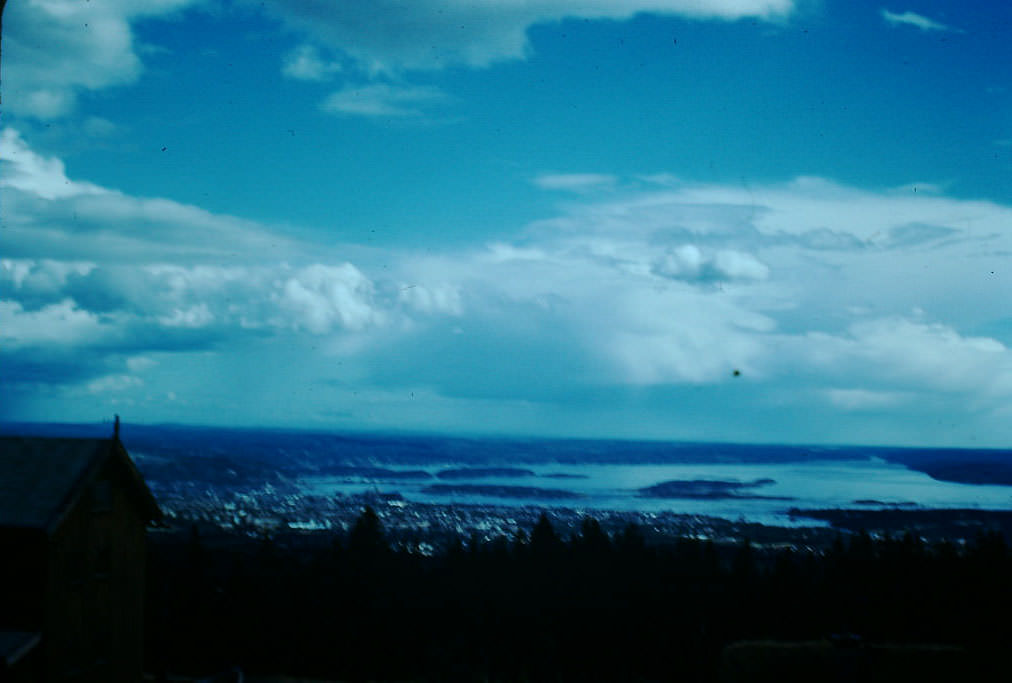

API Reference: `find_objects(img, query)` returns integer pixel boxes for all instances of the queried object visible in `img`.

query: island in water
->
[638,478,792,500]
[436,467,537,479]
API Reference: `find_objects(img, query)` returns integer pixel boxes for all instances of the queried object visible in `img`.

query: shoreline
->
[153,491,1012,554]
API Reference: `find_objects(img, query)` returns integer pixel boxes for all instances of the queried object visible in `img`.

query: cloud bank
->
[3,1,795,121]
[258,0,795,73]
[4,129,1012,443]
[2,0,199,119]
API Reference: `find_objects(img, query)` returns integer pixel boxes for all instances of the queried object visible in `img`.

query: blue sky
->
[3,0,1012,446]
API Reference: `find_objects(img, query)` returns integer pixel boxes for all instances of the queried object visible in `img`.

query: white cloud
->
[447,174,1012,395]
[847,318,1012,394]
[320,83,449,117]
[0,300,106,349]
[2,259,394,353]
[606,175,1009,245]
[0,133,407,392]
[277,264,384,333]
[396,233,777,386]
[796,318,1012,402]
[282,44,342,81]
[399,283,464,316]
[881,9,954,32]
[603,286,775,383]
[441,212,1012,394]
[255,0,794,73]
[2,0,198,119]
[0,128,107,200]
[654,244,707,279]
[533,173,618,192]
[1,128,299,262]
[653,246,769,282]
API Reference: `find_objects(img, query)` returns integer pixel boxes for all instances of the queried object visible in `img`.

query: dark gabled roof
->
[0,436,161,533]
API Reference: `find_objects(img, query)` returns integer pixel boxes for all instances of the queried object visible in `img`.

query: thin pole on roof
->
[114,414,121,440]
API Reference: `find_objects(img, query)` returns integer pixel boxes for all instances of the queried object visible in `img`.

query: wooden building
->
[0,434,161,682]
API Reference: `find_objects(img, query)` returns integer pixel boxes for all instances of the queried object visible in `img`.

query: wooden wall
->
[45,458,147,683]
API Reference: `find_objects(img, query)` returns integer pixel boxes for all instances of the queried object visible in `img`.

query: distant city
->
[6,422,1012,551]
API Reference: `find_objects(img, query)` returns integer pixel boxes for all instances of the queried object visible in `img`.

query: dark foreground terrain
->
[146,509,1011,682]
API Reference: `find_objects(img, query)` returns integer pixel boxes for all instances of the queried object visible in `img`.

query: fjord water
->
[301,452,1012,526]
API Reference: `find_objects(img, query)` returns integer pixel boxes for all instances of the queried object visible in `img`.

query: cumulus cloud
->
[320,83,449,117]
[0,133,418,396]
[0,259,401,397]
[0,126,466,359]
[0,300,107,349]
[653,246,769,282]
[835,318,1012,396]
[277,264,383,333]
[399,283,464,316]
[507,172,1012,398]
[602,286,775,384]
[255,0,794,73]
[2,0,198,118]
[395,232,777,387]
[770,316,1012,417]
[881,9,954,32]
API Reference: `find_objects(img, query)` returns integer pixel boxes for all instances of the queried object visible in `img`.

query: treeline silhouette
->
[146,509,1010,681]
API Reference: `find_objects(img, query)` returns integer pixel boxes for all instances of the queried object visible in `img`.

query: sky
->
[2,0,1012,447]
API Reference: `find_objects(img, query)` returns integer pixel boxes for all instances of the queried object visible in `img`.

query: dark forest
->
[146,509,1011,682]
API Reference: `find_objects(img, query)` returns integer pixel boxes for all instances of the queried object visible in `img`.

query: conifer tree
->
[348,506,389,555]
